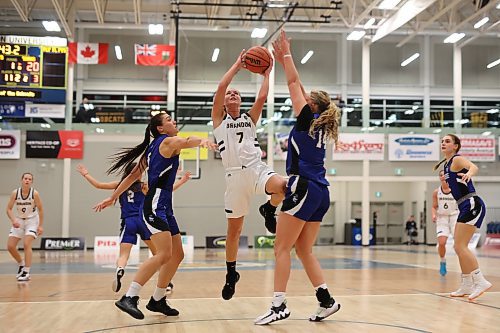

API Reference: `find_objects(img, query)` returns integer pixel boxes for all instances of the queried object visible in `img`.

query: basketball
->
[243,46,271,74]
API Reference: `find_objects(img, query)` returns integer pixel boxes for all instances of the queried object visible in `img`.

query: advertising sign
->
[388,134,440,161]
[333,133,385,160]
[26,130,83,158]
[0,129,21,159]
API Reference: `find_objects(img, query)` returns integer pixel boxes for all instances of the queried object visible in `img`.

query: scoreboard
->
[0,43,67,103]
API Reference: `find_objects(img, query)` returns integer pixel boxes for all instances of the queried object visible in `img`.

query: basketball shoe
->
[146,296,179,316]
[254,301,291,325]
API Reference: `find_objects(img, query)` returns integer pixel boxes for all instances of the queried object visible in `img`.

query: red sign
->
[58,130,83,158]
[26,130,83,159]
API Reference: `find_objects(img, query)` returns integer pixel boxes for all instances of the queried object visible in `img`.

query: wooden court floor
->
[0,245,499,333]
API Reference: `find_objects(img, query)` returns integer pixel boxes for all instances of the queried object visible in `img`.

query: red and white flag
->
[68,42,109,64]
[135,44,175,66]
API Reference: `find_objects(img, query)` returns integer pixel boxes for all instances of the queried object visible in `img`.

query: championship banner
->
[333,133,385,160]
[459,135,496,162]
[40,237,86,250]
[26,130,83,159]
[178,132,208,160]
[388,134,440,161]
[25,103,65,118]
[0,130,21,159]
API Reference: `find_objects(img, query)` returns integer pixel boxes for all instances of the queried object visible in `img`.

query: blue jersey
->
[118,182,145,219]
[147,134,179,191]
[286,104,329,186]
[443,154,477,201]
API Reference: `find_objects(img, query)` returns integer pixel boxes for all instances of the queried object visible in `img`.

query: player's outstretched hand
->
[94,197,114,212]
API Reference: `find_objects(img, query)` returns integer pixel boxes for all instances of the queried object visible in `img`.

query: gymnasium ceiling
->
[0,0,499,46]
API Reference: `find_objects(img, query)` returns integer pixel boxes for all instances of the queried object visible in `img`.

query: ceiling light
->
[268,0,288,8]
[347,31,366,41]
[400,52,420,67]
[404,109,415,115]
[300,50,314,64]
[212,48,220,62]
[363,18,376,29]
[474,17,489,29]
[486,58,500,69]
[114,45,122,60]
[444,33,465,44]
[148,24,163,35]
[251,28,268,38]
[497,3,500,9]
[486,108,499,114]
[482,131,492,136]
[42,21,61,32]
[378,0,401,10]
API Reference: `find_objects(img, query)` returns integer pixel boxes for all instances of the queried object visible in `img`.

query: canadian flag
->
[68,42,108,64]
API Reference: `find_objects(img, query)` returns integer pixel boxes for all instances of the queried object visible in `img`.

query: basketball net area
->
[178,146,201,180]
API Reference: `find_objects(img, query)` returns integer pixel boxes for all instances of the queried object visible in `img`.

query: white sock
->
[19,260,25,267]
[471,268,487,282]
[24,267,30,273]
[272,292,286,307]
[314,283,328,291]
[153,286,166,301]
[440,258,446,263]
[126,281,143,297]
[116,266,124,272]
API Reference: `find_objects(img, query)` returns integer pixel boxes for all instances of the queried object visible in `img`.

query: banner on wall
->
[178,132,208,160]
[26,130,83,159]
[332,133,385,160]
[0,130,21,159]
[459,135,496,162]
[388,134,440,161]
[0,102,25,117]
[25,103,65,118]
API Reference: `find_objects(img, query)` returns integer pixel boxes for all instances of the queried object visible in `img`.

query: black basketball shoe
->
[146,296,179,316]
[222,271,240,300]
[115,295,144,320]
[259,202,277,234]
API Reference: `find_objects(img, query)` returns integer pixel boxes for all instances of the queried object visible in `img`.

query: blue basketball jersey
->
[118,182,144,219]
[146,134,179,204]
[443,154,477,201]
[286,104,329,186]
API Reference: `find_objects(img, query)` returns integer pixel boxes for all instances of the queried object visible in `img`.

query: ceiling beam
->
[349,0,379,29]
[92,0,104,24]
[51,0,73,38]
[450,0,498,33]
[458,19,500,48]
[10,0,30,22]
[133,0,141,24]
[396,0,462,47]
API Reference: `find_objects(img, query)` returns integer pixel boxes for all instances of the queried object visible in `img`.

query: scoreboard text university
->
[0,43,68,104]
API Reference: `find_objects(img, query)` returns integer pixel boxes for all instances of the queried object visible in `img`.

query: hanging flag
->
[68,42,109,64]
[135,44,175,66]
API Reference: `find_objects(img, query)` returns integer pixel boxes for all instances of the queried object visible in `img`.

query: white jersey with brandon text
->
[437,186,458,216]
[15,188,38,219]
[213,113,261,170]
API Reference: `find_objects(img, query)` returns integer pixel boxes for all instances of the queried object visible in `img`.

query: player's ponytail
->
[308,90,340,146]
[107,113,165,175]
[433,158,446,171]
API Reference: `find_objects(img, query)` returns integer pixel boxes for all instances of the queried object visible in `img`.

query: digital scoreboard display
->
[0,43,67,103]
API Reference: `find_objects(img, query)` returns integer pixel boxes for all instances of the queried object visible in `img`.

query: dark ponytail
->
[107,113,165,175]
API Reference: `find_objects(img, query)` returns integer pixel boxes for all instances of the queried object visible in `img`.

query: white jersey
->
[437,186,458,216]
[15,187,38,219]
[213,113,262,170]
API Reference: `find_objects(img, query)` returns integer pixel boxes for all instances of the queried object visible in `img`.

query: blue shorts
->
[119,215,152,245]
[457,196,486,228]
[142,188,180,236]
[280,175,330,222]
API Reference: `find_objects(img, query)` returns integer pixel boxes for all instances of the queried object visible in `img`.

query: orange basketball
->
[243,46,271,74]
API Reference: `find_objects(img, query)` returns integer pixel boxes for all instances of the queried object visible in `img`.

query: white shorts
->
[9,215,39,239]
[224,162,276,218]
[436,214,458,238]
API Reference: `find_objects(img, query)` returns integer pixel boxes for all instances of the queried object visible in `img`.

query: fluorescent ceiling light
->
[444,33,465,44]
[497,3,500,9]
[42,21,61,32]
[378,0,401,10]
[251,28,268,38]
[148,24,163,35]
[486,58,500,69]
[486,108,499,114]
[363,18,376,29]
[300,50,314,64]
[114,45,122,60]
[347,31,366,41]
[400,52,420,67]
[474,17,489,29]
[211,48,220,62]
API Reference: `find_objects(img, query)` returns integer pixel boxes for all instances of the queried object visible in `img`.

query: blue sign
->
[0,102,25,117]
[395,137,434,145]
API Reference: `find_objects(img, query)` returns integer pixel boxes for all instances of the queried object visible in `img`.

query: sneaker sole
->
[450,293,469,297]
[112,270,124,292]
[146,304,179,316]
[255,311,291,325]
[468,285,492,301]
[115,301,144,320]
